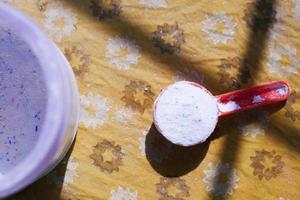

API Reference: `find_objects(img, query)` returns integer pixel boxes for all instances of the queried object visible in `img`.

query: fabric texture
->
[5,0,300,199]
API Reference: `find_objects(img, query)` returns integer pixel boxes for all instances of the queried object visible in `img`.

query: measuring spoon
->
[153,80,290,146]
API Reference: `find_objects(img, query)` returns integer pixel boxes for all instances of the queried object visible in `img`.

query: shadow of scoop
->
[145,123,209,177]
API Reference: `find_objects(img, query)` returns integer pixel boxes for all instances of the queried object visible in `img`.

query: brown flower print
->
[64,45,91,78]
[36,0,48,12]
[218,57,253,90]
[156,177,190,200]
[218,57,242,91]
[244,0,277,32]
[152,23,185,54]
[90,139,124,173]
[285,90,300,121]
[250,150,285,180]
[90,0,122,20]
[121,80,155,114]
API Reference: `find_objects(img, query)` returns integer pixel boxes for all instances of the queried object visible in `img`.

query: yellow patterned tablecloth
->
[5,0,300,199]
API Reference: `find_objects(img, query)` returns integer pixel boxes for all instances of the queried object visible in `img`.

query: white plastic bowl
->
[0,4,79,198]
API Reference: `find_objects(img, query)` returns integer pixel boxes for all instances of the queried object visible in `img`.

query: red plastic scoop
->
[153,80,290,146]
[216,80,290,116]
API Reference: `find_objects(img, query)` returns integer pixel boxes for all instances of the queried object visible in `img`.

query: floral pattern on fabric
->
[201,13,236,45]
[203,161,240,197]
[156,177,190,200]
[106,36,141,70]
[112,107,134,125]
[80,93,110,128]
[267,44,299,77]
[292,0,300,20]
[139,0,167,9]
[138,131,147,156]
[47,157,79,187]
[250,150,285,180]
[7,0,300,199]
[121,80,155,113]
[90,0,122,20]
[90,139,125,173]
[217,57,244,90]
[64,44,91,78]
[109,187,137,200]
[43,2,77,42]
[36,0,48,12]
[237,110,270,138]
[285,90,300,121]
[152,23,185,54]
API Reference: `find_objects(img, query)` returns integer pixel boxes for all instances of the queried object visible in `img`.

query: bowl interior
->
[0,24,48,175]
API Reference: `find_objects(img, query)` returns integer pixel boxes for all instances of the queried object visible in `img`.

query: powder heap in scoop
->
[154,81,218,146]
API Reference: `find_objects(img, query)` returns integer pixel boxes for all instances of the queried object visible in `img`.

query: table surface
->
[6,0,300,199]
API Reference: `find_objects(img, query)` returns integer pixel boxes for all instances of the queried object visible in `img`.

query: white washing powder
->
[154,81,218,146]
[218,101,240,113]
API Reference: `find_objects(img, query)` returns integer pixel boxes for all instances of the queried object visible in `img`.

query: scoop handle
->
[216,80,291,116]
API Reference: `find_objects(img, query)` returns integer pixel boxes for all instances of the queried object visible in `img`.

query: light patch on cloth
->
[106,37,141,70]
[279,197,290,200]
[203,161,240,197]
[138,131,147,156]
[252,95,263,103]
[272,5,286,34]
[80,93,110,128]
[139,0,167,8]
[109,186,138,200]
[113,107,134,125]
[47,157,79,187]
[237,110,269,138]
[239,121,266,138]
[63,157,79,185]
[292,0,300,20]
[218,101,240,112]
[201,13,236,44]
[267,44,299,77]
[43,2,77,42]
